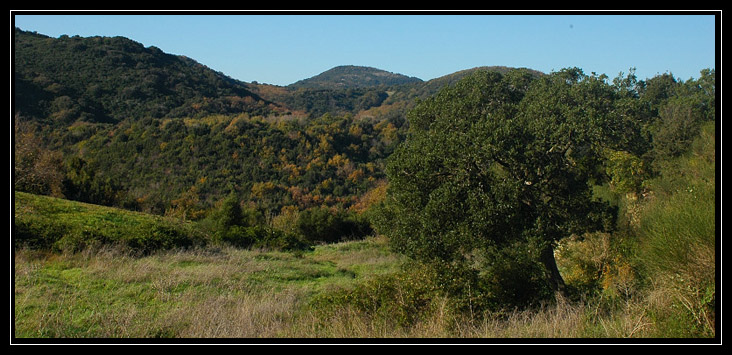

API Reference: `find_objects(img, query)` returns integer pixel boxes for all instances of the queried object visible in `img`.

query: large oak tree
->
[376,68,642,300]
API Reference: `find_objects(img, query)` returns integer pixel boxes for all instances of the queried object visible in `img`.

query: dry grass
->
[14,232,713,341]
[13,237,405,339]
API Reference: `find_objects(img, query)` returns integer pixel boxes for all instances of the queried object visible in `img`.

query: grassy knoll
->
[14,192,206,254]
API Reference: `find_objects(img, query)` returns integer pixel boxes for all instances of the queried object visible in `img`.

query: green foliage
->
[14,29,275,126]
[603,149,649,195]
[13,116,65,197]
[13,27,718,333]
[637,121,715,285]
[645,69,715,166]
[288,65,422,90]
[480,242,555,309]
[310,262,443,327]
[61,156,128,207]
[204,193,310,251]
[14,192,206,254]
[216,192,246,228]
[14,213,69,250]
[213,225,310,251]
[49,113,398,217]
[377,68,633,302]
[634,121,716,337]
[124,222,199,255]
[295,206,372,244]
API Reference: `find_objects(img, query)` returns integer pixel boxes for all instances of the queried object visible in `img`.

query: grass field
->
[13,147,717,343]
[13,238,405,338]
[13,192,408,339]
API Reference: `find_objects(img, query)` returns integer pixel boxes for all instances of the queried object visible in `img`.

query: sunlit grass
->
[13,236,404,339]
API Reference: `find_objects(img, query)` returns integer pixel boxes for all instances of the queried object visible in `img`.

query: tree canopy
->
[375,68,650,300]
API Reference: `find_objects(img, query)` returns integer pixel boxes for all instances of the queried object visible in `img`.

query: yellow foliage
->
[251,181,277,198]
[349,124,363,137]
[350,180,388,214]
[327,154,349,167]
[348,169,365,184]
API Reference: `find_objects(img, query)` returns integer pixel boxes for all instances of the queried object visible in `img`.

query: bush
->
[637,121,715,288]
[295,206,371,244]
[14,215,68,250]
[125,222,203,254]
[213,224,310,251]
[14,192,207,254]
[213,225,255,249]
[632,121,716,337]
[310,263,444,327]
[206,193,311,251]
[250,226,311,251]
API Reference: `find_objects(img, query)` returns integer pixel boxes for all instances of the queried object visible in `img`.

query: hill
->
[10,29,553,219]
[287,65,423,90]
[420,65,543,93]
[14,191,206,253]
[14,28,541,123]
[13,28,280,126]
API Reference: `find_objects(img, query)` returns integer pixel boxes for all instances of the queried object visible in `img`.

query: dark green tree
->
[376,68,627,301]
[647,69,716,163]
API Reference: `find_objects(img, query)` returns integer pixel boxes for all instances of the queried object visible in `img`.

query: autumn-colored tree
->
[14,114,65,197]
[165,185,206,220]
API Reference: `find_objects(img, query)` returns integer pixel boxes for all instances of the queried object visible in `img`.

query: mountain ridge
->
[14,28,546,124]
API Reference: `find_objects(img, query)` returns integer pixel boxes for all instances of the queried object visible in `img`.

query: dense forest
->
[13,28,717,338]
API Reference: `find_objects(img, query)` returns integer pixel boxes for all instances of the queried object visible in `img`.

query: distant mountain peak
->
[288,65,423,90]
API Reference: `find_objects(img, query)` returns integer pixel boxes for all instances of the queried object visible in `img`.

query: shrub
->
[603,149,649,195]
[14,215,68,250]
[213,225,255,249]
[637,121,715,288]
[310,263,445,327]
[14,192,206,254]
[212,224,311,252]
[250,226,311,251]
[125,222,203,254]
[479,242,554,310]
[295,206,371,244]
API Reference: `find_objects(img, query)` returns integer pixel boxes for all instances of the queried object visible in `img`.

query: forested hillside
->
[13,29,414,218]
[288,65,423,90]
[14,29,280,126]
[13,29,548,221]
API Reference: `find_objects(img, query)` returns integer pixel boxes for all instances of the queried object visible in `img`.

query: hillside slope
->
[13,28,279,126]
[14,191,205,253]
[11,29,547,219]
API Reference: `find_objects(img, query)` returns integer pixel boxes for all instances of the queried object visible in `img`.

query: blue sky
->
[13,12,717,87]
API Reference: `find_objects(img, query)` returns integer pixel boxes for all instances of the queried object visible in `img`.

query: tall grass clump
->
[634,121,716,337]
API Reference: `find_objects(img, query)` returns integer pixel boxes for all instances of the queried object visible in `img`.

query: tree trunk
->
[540,244,569,299]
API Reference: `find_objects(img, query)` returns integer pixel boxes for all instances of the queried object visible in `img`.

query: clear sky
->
[12,11,718,87]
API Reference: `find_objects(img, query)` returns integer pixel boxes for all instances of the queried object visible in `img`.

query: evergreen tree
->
[375,68,637,301]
